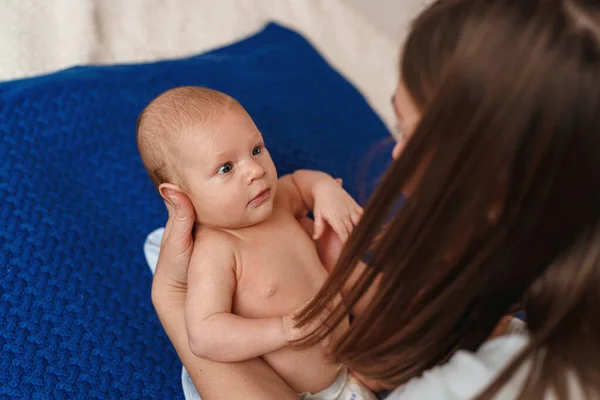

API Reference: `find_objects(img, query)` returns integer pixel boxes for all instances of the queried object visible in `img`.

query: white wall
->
[344,0,432,43]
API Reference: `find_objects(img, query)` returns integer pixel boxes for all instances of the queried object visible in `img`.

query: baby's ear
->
[158,182,186,206]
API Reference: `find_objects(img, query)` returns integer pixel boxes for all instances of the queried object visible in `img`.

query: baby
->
[137,86,376,400]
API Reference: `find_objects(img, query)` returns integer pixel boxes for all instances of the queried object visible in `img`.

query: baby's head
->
[137,86,278,228]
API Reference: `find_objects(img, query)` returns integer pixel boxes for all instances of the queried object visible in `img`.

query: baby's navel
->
[266,285,277,297]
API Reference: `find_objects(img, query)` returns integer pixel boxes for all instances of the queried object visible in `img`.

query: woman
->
[151,0,600,398]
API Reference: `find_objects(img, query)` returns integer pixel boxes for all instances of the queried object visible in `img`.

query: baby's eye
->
[218,163,233,174]
[252,145,262,156]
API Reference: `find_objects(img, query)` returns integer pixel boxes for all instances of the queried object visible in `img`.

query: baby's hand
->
[312,179,363,242]
[281,300,332,347]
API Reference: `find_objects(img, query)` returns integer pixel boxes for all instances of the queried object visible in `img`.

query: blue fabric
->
[0,23,391,399]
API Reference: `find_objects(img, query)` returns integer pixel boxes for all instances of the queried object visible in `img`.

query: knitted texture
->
[0,23,391,399]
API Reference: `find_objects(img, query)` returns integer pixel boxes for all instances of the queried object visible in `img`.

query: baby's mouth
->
[248,188,271,207]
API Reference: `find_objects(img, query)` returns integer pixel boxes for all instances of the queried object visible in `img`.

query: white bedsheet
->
[0,0,430,128]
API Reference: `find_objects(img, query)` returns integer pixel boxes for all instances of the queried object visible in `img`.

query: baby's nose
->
[246,161,266,183]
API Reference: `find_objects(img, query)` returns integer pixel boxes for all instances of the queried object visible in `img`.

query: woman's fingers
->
[163,191,195,252]
[167,191,195,237]
[162,200,176,247]
[154,191,196,285]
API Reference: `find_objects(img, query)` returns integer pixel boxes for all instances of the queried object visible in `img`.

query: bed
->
[0,1,428,398]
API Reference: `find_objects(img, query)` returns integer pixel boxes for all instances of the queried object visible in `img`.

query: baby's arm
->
[289,169,332,211]
[185,234,288,362]
[291,170,362,242]
[276,174,310,218]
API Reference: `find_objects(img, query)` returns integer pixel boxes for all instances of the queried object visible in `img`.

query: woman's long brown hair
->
[297,0,600,398]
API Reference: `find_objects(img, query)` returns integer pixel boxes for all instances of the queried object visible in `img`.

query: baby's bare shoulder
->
[187,227,239,292]
[191,226,237,265]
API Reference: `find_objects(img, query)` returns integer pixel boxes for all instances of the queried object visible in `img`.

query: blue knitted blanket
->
[0,23,391,398]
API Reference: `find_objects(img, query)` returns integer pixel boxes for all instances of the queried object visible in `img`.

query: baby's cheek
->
[220,192,248,220]
[264,157,278,179]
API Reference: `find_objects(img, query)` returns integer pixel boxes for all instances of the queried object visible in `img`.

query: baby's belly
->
[232,219,350,393]
[234,280,350,394]
[263,318,349,394]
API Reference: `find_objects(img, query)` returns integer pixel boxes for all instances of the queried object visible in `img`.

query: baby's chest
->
[233,229,327,317]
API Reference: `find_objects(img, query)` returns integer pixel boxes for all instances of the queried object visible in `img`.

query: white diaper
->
[144,228,376,400]
[298,367,377,400]
[181,366,377,400]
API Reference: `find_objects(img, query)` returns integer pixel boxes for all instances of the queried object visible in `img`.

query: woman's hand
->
[151,190,195,314]
[151,191,298,399]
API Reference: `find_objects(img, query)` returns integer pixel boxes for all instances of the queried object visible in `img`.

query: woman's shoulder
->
[385,334,529,400]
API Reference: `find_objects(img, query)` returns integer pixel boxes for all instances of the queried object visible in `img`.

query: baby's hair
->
[136,86,241,189]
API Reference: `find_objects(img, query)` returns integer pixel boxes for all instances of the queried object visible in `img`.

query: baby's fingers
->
[320,333,332,348]
[313,214,326,240]
[351,207,363,226]
[297,307,330,341]
[343,215,354,236]
[316,306,334,347]
[328,216,349,243]
[312,306,331,330]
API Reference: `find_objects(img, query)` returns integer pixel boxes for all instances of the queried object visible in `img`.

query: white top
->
[386,333,588,400]
[388,334,529,399]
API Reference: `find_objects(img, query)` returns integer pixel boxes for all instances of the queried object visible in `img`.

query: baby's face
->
[176,108,278,228]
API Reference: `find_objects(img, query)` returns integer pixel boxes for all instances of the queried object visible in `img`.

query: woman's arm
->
[151,191,298,400]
